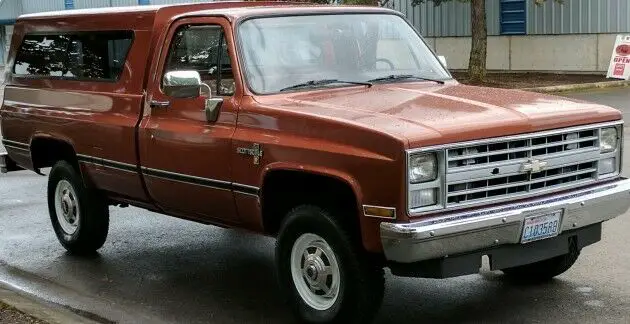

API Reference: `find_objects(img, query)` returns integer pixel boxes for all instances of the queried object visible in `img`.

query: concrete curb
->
[522,80,630,93]
[0,282,101,324]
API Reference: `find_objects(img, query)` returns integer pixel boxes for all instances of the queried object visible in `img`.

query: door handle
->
[150,100,170,108]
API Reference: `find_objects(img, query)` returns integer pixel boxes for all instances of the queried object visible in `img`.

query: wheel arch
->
[29,134,82,173]
[260,164,364,241]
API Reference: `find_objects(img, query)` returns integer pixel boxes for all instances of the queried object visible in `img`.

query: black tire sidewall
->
[48,161,85,245]
[276,205,375,324]
[47,160,108,253]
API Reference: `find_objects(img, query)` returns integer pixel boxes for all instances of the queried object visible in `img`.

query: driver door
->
[139,17,240,224]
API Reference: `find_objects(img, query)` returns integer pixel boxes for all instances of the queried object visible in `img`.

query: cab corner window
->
[164,25,235,97]
[13,31,133,81]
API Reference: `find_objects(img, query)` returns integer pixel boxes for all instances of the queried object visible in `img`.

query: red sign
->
[608,35,630,80]
[613,63,625,76]
[616,44,630,56]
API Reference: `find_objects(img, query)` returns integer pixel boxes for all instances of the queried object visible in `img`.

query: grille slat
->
[445,127,600,207]
[447,167,596,198]
[447,136,598,162]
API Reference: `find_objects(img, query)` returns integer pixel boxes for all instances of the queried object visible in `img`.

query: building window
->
[13,31,133,81]
[500,0,526,35]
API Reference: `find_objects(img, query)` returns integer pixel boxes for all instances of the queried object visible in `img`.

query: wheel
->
[48,160,109,255]
[502,248,580,283]
[276,205,384,324]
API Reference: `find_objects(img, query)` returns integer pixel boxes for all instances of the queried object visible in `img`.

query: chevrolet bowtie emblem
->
[521,159,548,173]
[237,143,263,165]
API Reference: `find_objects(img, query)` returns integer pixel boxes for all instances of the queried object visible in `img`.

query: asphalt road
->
[1,88,630,324]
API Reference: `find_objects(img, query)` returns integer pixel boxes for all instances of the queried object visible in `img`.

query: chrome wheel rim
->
[290,233,341,311]
[54,180,80,235]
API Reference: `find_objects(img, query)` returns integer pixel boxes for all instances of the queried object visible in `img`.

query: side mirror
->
[163,70,223,122]
[163,70,203,98]
[438,55,447,68]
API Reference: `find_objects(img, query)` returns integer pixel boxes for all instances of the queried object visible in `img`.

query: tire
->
[502,248,580,283]
[276,205,385,324]
[47,160,109,255]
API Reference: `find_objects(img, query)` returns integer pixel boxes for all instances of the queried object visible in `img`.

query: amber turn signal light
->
[363,205,396,219]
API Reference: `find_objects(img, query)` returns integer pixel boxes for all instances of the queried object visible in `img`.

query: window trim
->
[12,30,135,83]
[234,11,453,96]
[160,23,235,98]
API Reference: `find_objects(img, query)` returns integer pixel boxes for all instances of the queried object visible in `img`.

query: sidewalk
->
[1,300,47,324]
[0,283,100,324]
[452,71,627,90]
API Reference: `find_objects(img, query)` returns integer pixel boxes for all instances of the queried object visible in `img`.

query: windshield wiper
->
[279,79,373,92]
[367,74,445,85]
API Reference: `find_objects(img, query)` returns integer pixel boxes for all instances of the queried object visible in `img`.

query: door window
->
[164,25,235,96]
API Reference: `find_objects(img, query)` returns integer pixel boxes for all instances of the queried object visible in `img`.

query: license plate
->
[520,210,563,244]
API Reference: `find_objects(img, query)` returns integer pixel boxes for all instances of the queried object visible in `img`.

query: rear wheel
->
[502,248,580,283]
[276,205,384,324]
[48,160,109,255]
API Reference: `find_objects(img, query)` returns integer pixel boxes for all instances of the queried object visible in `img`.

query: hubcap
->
[290,233,340,311]
[54,180,80,235]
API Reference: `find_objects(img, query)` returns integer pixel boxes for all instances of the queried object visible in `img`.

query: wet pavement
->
[1,87,630,323]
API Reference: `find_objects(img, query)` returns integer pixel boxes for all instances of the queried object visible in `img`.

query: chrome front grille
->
[445,128,601,207]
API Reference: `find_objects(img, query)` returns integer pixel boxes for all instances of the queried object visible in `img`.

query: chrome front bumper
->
[381,178,630,263]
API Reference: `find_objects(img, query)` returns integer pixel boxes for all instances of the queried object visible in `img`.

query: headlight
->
[409,153,437,183]
[600,127,618,153]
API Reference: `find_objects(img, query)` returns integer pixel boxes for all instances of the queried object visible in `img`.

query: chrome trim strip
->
[75,153,261,194]
[1,139,30,150]
[77,154,138,173]
[407,120,623,154]
[232,182,259,191]
[363,204,397,219]
[232,183,260,196]
[141,166,232,191]
[142,167,231,185]
[2,144,31,152]
[382,178,630,263]
[233,190,260,197]
[140,166,260,195]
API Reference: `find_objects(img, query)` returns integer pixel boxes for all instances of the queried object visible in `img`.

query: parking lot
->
[1,87,630,323]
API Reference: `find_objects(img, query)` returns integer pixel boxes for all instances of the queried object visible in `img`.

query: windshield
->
[238,14,451,94]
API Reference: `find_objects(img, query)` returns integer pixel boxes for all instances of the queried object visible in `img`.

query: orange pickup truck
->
[1,3,629,323]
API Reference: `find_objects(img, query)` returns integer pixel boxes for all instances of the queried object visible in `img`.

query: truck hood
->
[254,82,622,148]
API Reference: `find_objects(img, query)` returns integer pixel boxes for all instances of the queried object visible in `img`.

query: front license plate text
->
[521,210,562,244]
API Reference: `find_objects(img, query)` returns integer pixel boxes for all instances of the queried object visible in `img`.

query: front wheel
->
[48,160,109,255]
[276,205,384,324]
[502,248,580,283]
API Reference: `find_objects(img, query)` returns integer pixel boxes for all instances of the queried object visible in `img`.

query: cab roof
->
[14,2,393,33]
[18,2,304,19]
[15,1,310,32]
